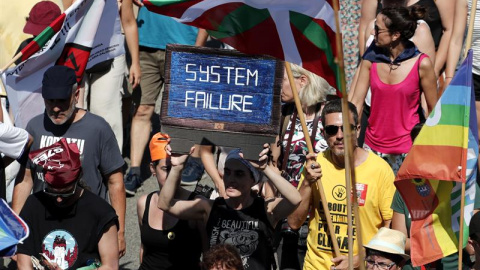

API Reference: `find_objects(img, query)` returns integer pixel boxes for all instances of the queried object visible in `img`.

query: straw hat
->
[364,227,410,261]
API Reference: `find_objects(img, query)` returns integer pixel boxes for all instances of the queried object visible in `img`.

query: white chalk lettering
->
[184,91,253,112]
[183,64,259,86]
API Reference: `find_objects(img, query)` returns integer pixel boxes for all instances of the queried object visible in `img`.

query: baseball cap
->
[225,149,260,184]
[42,66,77,100]
[29,138,82,188]
[149,133,170,161]
[24,1,61,36]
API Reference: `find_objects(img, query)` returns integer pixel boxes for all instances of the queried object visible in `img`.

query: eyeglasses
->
[374,25,389,36]
[324,124,357,136]
[365,259,396,270]
[43,182,78,198]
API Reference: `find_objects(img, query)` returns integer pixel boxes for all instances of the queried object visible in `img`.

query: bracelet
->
[445,76,453,79]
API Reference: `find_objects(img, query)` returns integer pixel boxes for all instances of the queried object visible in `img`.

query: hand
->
[249,143,270,171]
[331,254,360,270]
[129,63,141,89]
[170,146,195,169]
[118,232,126,258]
[305,153,322,184]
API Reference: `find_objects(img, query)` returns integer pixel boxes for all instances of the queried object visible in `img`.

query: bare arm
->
[433,0,455,76]
[199,145,226,198]
[158,153,212,222]
[358,0,378,55]
[195,29,209,47]
[419,56,438,115]
[17,254,34,270]
[350,60,372,117]
[12,167,32,214]
[391,212,411,252]
[445,0,467,87]
[120,0,141,89]
[106,169,126,258]
[263,165,301,226]
[97,223,120,270]
[412,23,436,64]
[62,0,73,9]
[287,153,320,230]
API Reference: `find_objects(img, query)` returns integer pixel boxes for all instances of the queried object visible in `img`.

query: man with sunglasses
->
[288,100,395,270]
[16,138,119,269]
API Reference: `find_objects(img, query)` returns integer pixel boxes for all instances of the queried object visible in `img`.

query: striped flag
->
[143,0,340,92]
[1,0,124,128]
[395,50,477,266]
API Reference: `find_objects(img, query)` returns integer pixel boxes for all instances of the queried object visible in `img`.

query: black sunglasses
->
[374,25,389,35]
[324,124,356,136]
[43,182,78,198]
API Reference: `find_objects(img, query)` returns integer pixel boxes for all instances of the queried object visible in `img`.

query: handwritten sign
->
[161,45,283,158]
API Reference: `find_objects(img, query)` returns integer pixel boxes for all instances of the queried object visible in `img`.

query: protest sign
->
[161,45,283,159]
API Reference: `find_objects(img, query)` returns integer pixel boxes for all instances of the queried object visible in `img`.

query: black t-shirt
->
[139,192,202,270]
[207,197,275,270]
[26,111,124,200]
[17,190,118,269]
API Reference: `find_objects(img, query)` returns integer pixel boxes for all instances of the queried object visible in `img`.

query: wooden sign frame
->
[160,44,283,159]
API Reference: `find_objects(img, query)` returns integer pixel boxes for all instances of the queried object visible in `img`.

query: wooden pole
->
[0,52,23,75]
[285,61,341,257]
[459,0,477,268]
[330,0,364,268]
[458,182,466,270]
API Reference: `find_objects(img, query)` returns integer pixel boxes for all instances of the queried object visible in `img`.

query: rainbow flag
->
[395,50,477,266]
[143,0,341,95]
[0,199,29,257]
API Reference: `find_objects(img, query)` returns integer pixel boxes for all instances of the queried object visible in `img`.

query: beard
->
[47,106,76,125]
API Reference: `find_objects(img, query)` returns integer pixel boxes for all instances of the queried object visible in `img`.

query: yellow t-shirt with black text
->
[302,150,395,270]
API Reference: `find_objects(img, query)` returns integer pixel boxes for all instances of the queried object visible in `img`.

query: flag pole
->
[458,1,477,268]
[0,53,22,75]
[285,61,341,257]
[330,0,364,268]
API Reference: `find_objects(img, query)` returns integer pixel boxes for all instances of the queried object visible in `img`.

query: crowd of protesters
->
[2,0,480,269]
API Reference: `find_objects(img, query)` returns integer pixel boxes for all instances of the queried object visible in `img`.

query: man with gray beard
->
[12,65,127,258]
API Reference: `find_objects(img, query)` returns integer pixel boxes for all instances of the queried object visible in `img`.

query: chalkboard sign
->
[161,45,283,159]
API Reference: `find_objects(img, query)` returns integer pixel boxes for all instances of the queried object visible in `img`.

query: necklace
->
[388,61,401,72]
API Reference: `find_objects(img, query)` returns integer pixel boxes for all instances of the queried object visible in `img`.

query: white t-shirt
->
[0,122,29,159]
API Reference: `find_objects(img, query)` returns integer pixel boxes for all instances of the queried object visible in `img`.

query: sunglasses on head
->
[324,124,357,136]
[43,181,78,198]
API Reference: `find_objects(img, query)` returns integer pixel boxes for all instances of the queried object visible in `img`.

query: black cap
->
[470,211,480,239]
[42,66,77,99]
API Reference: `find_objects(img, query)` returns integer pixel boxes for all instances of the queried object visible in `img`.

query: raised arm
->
[445,0,467,87]
[200,145,226,198]
[287,153,320,230]
[157,152,212,222]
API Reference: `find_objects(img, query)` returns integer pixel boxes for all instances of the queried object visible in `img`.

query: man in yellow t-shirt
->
[288,100,395,270]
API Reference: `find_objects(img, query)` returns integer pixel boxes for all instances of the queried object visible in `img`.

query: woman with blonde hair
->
[270,63,333,270]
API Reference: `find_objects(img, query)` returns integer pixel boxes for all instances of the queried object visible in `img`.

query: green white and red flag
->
[143,0,341,94]
[1,0,124,128]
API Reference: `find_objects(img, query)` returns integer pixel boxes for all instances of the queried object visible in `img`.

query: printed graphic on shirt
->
[210,219,259,268]
[316,184,369,253]
[35,136,85,182]
[41,230,78,269]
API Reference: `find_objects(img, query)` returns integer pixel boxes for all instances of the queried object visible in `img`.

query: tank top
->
[139,192,202,270]
[206,197,275,270]
[365,54,427,154]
